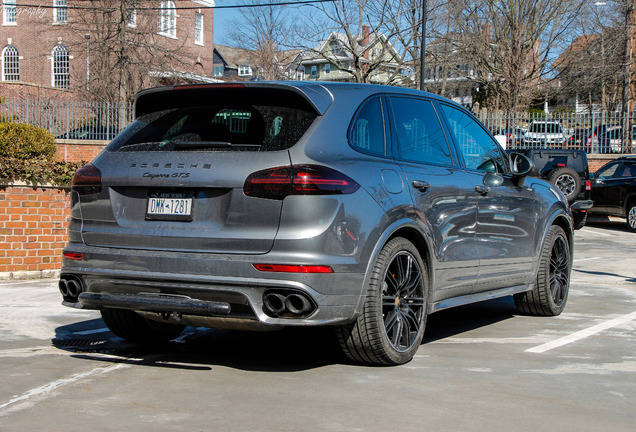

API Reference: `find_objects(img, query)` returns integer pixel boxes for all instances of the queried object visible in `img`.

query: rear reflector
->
[253,264,334,273]
[244,165,360,200]
[72,164,102,195]
[63,252,85,261]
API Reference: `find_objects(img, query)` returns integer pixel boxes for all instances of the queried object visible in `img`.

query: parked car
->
[59,82,573,366]
[565,128,590,150]
[509,149,592,229]
[593,125,636,154]
[589,156,636,232]
[522,120,567,148]
[56,125,120,141]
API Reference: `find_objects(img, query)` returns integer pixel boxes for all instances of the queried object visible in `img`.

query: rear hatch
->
[76,84,327,254]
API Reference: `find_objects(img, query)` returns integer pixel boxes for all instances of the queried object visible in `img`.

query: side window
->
[441,104,506,172]
[618,163,636,178]
[596,163,619,179]
[390,97,452,166]
[348,97,386,157]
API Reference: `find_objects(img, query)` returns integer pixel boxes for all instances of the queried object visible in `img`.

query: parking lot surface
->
[0,222,635,431]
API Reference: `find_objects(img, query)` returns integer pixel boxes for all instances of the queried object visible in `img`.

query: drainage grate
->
[53,338,108,348]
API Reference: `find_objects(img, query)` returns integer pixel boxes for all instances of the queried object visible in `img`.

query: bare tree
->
[554,1,630,113]
[299,0,416,84]
[67,1,199,105]
[449,0,585,112]
[226,1,297,80]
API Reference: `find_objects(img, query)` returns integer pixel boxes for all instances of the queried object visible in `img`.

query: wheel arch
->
[352,220,434,319]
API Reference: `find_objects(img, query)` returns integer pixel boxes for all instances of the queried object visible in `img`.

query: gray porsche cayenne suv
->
[60,82,573,365]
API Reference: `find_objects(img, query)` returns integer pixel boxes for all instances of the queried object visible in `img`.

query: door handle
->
[475,185,490,195]
[412,180,430,191]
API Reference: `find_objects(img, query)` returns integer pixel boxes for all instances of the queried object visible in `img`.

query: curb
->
[0,270,61,281]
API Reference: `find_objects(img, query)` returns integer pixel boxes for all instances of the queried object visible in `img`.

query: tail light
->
[244,165,360,200]
[585,180,592,191]
[72,164,102,195]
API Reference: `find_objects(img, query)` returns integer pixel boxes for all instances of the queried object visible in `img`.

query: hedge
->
[0,122,57,160]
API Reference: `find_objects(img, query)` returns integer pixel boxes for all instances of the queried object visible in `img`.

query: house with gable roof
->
[300,25,411,85]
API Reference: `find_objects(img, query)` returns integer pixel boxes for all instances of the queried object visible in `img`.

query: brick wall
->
[56,140,106,163]
[0,184,70,279]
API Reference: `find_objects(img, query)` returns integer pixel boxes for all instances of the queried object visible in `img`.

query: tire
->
[336,237,428,366]
[627,201,636,233]
[514,225,571,316]
[101,308,185,343]
[572,211,588,230]
[548,167,581,204]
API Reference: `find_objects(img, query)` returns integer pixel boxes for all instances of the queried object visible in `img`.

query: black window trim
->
[385,94,459,168]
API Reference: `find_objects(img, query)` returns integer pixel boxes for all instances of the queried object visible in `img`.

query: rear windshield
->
[108,104,317,152]
[529,122,562,134]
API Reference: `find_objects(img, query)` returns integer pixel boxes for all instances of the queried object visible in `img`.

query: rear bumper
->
[570,200,593,211]
[60,244,366,327]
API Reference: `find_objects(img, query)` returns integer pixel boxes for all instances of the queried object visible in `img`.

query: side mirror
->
[589,172,596,180]
[508,152,534,187]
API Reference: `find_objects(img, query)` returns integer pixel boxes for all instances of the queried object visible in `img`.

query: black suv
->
[589,156,636,232]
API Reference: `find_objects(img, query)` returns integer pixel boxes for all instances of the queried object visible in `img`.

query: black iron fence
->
[0,98,634,154]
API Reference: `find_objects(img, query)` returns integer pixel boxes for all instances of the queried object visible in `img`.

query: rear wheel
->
[548,167,581,204]
[572,211,588,230]
[336,237,428,366]
[101,308,185,343]
[514,225,571,316]
[627,202,636,233]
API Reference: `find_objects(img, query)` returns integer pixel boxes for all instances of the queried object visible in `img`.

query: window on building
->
[238,65,252,76]
[195,13,204,45]
[2,45,20,81]
[127,8,137,28]
[3,0,17,25]
[53,0,67,24]
[158,1,177,38]
[310,65,317,76]
[325,64,330,74]
[213,65,224,77]
[52,44,69,89]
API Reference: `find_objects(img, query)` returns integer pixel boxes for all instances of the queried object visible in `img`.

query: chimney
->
[362,25,370,46]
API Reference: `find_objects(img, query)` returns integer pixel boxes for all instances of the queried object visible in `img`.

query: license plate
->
[146,192,194,221]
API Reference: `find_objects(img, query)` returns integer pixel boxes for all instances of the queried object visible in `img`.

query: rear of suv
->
[60,82,573,365]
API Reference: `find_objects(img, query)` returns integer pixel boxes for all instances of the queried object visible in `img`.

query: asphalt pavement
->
[0,221,635,431]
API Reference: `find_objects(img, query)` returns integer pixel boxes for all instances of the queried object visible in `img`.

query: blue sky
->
[212,1,243,45]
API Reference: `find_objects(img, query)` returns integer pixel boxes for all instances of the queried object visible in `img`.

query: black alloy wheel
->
[381,250,426,353]
[336,237,428,366]
[514,225,571,316]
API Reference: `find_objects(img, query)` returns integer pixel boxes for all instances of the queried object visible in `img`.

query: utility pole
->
[420,0,427,91]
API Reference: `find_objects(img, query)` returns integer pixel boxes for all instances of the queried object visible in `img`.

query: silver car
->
[60,82,573,365]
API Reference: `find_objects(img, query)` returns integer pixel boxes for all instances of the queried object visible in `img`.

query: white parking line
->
[0,363,129,417]
[573,257,601,263]
[526,311,636,354]
[580,228,614,237]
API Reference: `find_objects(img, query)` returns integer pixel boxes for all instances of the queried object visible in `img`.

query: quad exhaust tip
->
[59,275,84,302]
[263,291,316,318]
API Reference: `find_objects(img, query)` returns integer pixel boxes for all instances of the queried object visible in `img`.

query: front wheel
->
[514,225,571,316]
[336,237,428,366]
[626,202,636,233]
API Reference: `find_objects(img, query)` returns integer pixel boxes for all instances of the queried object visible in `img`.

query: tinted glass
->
[348,97,386,156]
[596,162,619,179]
[390,97,452,166]
[529,122,563,134]
[441,104,506,172]
[108,104,316,152]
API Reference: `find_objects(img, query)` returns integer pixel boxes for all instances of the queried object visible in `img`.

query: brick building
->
[0,1,216,101]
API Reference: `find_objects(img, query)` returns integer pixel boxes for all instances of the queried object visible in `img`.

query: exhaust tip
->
[262,290,316,318]
[59,275,84,302]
